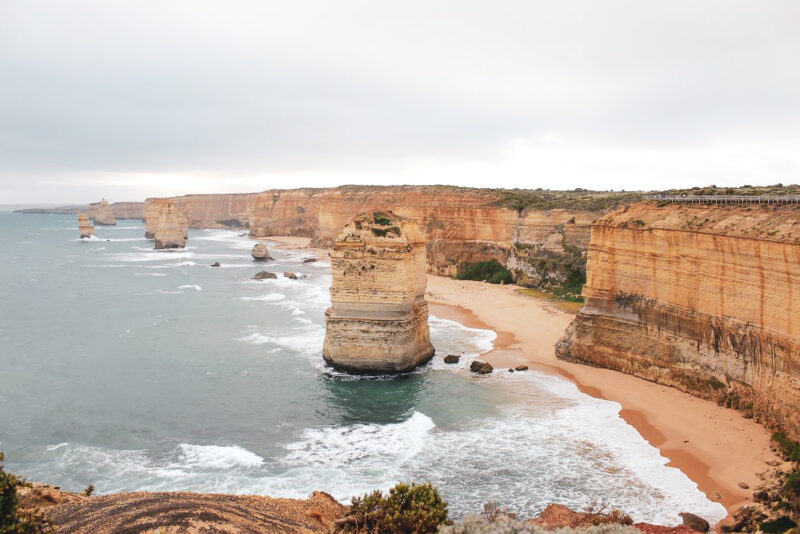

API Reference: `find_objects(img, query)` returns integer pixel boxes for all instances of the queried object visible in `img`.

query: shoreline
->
[426,275,778,523]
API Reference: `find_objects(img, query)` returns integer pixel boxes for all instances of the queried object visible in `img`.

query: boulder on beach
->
[514,365,528,371]
[283,271,298,280]
[253,271,277,280]
[469,360,493,374]
[444,354,460,364]
[251,243,273,261]
[679,513,709,533]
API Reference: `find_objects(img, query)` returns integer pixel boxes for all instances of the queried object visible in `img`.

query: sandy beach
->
[426,275,778,521]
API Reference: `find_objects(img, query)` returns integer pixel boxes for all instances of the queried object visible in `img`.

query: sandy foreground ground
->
[425,274,779,519]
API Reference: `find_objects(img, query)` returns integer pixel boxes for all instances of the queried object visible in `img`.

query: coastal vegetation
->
[342,482,449,533]
[492,189,644,213]
[0,453,51,534]
[457,260,513,284]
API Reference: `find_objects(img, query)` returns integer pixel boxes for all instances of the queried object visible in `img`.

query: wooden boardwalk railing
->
[645,195,800,205]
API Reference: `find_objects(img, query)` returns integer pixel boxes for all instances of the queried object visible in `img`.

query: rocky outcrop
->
[150,186,605,289]
[91,199,116,226]
[251,243,273,261]
[77,212,95,239]
[86,201,144,220]
[557,202,800,439]
[152,202,189,249]
[25,486,347,534]
[322,211,435,373]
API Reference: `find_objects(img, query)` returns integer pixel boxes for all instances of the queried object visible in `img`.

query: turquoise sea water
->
[0,212,726,524]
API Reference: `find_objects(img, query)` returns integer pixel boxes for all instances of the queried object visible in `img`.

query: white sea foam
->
[177,444,264,469]
[179,285,202,291]
[110,250,195,262]
[240,293,286,302]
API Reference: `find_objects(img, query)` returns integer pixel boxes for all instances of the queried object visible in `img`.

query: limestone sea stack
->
[322,211,435,373]
[251,243,273,261]
[153,202,189,249]
[77,212,95,239]
[92,198,116,225]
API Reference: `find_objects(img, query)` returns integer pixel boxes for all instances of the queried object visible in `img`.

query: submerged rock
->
[92,198,116,226]
[283,271,298,280]
[302,257,318,263]
[469,360,493,374]
[253,271,277,280]
[210,262,221,267]
[251,243,273,261]
[444,354,460,364]
[322,211,435,373]
[77,212,95,239]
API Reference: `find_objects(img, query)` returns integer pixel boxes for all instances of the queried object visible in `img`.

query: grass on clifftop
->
[659,183,800,197]
[492,189,645,213]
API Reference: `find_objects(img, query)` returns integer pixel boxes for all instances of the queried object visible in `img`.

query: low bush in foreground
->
[343,482,448,533]
[1,452,52,534]
[457,260,512,285]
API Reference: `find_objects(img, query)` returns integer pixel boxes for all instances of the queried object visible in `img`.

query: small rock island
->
[152,201,189,249]
[322,211,435,373]
[77,212,95,239]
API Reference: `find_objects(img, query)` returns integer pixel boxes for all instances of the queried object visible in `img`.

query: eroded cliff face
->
[322,211,435,373]
[86,201,144,220]
[557,202,800,437]
[91,199,116,225]
[246,186,595,288]
[145,194,257,231]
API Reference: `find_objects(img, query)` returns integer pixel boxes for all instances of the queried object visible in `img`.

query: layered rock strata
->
[152,202,189,249]
[322,211,435,373]
[557,202,800,438]
[77,212,95,239]
[91,199,116,225]
[153,186,601,288]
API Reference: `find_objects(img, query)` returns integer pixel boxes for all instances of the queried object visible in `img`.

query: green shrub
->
[773,433,800,463]
[346,482,448,533]
[373,212,392,226]
[457,260,512,285]
[1,452,52,534]
[760,516,797,534]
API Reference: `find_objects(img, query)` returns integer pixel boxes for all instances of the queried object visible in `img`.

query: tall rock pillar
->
[322,211,435,373]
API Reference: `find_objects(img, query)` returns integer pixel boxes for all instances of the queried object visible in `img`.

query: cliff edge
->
[557,201,800,438]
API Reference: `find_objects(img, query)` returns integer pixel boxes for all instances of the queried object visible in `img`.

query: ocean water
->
[0,212,726,525]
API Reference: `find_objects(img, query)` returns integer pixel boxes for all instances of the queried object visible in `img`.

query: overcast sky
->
[1,1,799,203]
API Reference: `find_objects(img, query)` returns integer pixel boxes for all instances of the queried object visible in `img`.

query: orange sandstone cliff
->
[86,200,143,220]
[150,186,604,288]
[557,201,800,438]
